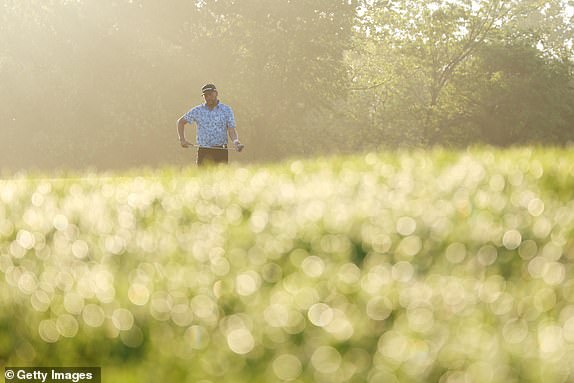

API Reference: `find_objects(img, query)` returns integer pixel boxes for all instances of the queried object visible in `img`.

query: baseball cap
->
[201,84,217,94]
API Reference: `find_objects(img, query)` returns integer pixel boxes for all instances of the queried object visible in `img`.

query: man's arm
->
[226,107,243,152]
[228,127,244,152]
[177,116,192,147]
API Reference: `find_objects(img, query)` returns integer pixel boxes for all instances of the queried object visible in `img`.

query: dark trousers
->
[196,146,228,166]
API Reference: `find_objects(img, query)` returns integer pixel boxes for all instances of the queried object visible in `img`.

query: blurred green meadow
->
[2,148,574,382]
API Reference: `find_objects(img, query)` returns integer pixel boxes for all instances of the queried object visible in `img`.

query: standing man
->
[177,83,244,166]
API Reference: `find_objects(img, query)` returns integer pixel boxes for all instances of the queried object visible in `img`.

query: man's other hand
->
[234,140,244,152]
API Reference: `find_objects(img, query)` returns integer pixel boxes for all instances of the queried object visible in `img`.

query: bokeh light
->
[1,149,574,382]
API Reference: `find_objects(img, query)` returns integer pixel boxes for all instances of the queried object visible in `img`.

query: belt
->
[197,144,228,150]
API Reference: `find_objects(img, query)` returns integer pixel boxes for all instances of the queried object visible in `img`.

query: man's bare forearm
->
[228,127,244,152]
[228,127,240,142]
[177,118,187,141]
[177,117,192,147]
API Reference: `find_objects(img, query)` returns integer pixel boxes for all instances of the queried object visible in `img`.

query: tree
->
[350,0,574,146]
[452,42,574,145]
[197,0,358,158]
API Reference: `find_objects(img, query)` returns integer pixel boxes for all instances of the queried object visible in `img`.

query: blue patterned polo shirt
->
[183,102,236,147]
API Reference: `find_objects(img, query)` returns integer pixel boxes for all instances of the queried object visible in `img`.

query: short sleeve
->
[226,107,236,128]
[183,108,196,124]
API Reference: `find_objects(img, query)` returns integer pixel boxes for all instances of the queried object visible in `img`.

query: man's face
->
[203,90,218,105]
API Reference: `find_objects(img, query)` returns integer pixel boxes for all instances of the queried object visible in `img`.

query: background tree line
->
[1,0,573,171]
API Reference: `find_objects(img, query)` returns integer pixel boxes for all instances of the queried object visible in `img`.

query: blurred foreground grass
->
[2,148,574,382]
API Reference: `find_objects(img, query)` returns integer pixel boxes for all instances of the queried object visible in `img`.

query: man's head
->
[201,83,218,106]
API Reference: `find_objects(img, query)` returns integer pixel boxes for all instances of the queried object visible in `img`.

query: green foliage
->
[2,148,574,382]
[350,0,574,147]
[1,1,574,170]
[198,0,357,157]
[450,43,574,145]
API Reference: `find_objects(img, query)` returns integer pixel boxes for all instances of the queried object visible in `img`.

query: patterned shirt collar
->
[202,100,220,110]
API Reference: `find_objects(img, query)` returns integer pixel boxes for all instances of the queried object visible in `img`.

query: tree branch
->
[348,81,389,91]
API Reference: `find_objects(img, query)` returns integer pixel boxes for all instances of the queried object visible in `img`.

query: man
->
[177,83,244,166]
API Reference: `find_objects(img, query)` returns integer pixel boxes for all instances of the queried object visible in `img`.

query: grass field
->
[2,147,574,382]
